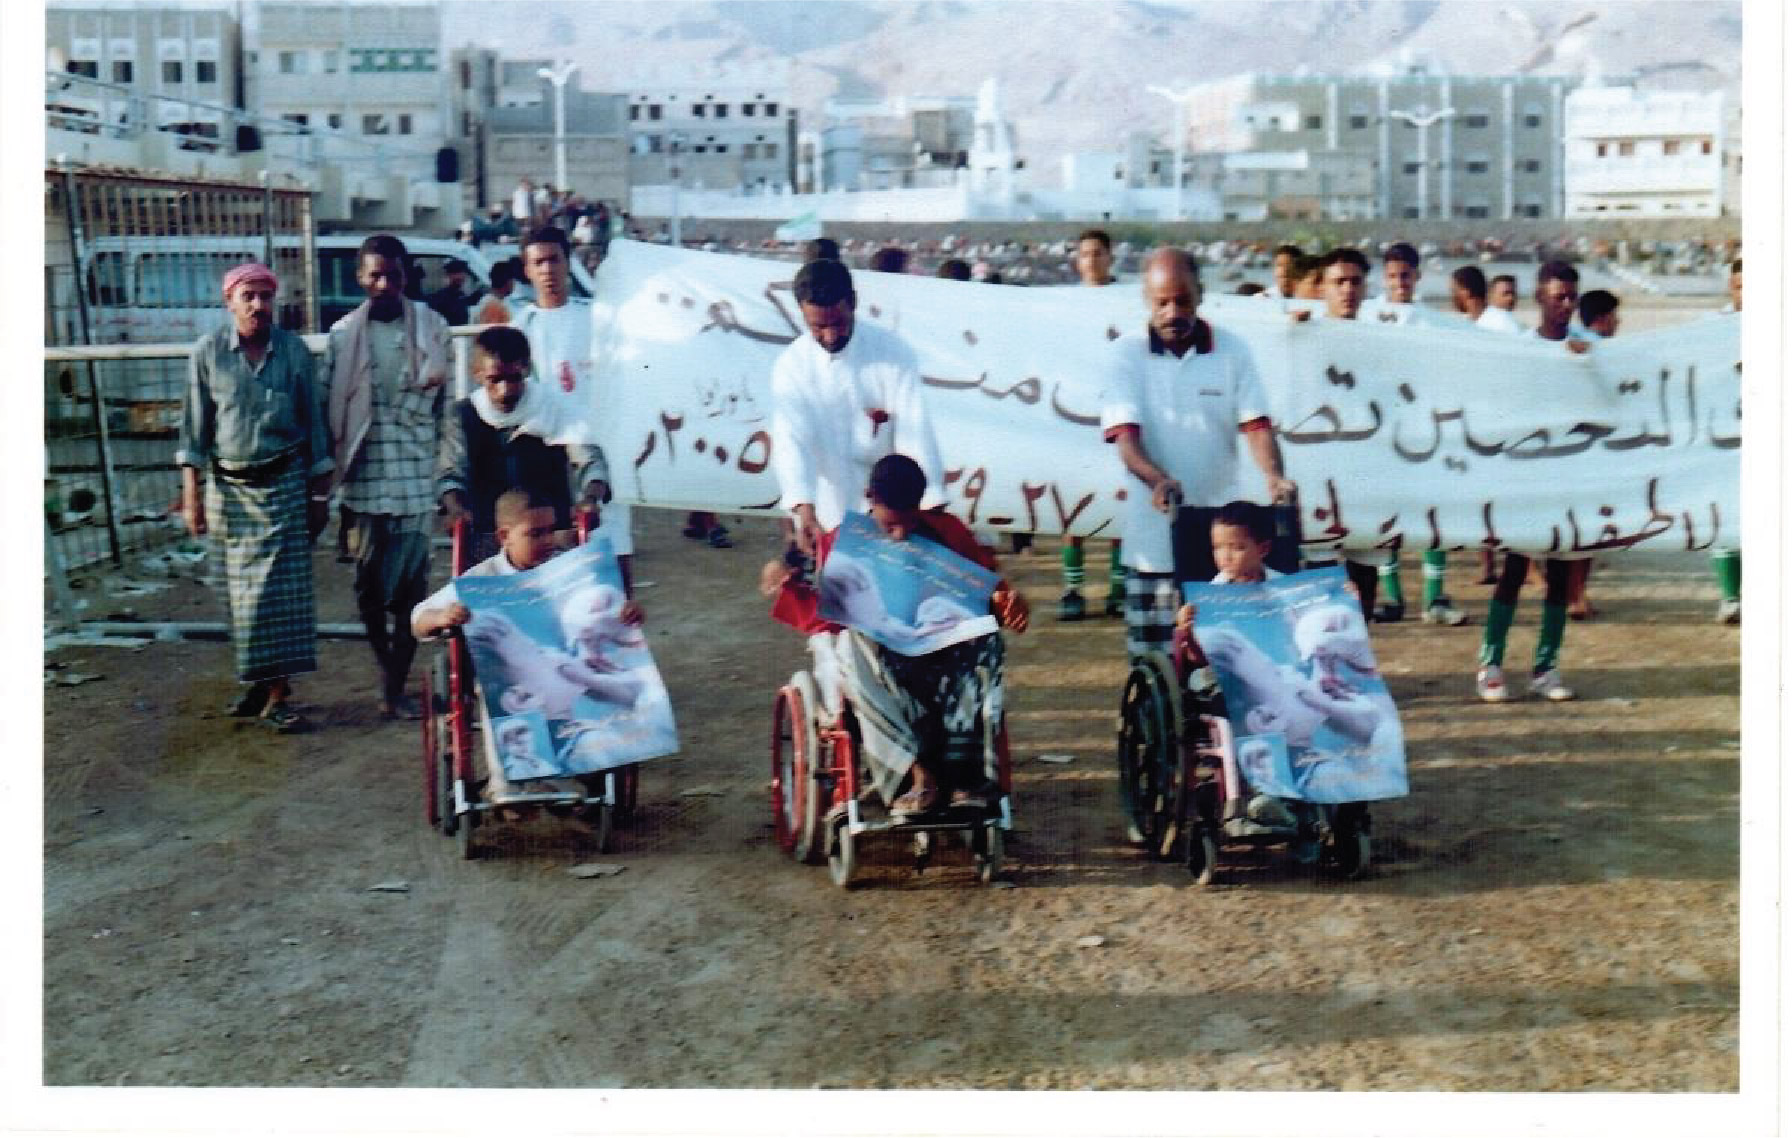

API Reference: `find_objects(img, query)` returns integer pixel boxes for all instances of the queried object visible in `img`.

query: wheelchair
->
[421,515,639,859]
[1115,503,1374,884]
[769,642,1013,889]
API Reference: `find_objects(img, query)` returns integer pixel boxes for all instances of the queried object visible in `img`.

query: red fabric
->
[1103,423,1141,444]
[769,509,1002,634]
[1238,416,1273,433]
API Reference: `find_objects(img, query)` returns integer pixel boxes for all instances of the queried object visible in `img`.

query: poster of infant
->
[457,539,679,779]
[1184,566,1408,804]
[817,511,1001,657]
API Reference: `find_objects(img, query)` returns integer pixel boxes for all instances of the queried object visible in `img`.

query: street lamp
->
[536,60,578,192]
[667,130,686,247]
[1148,84,1199,221]
[1389,104,1456,219]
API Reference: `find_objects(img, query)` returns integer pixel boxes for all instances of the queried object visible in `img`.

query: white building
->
[1563,85,1731,218]
[620,63,795,193]
[820,93,977,191]
[248,2,459,227]
[46,5,241,155]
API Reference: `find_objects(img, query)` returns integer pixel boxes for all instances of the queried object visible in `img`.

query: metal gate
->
[44,167,317,581]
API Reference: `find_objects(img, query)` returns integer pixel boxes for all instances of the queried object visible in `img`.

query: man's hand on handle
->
[791,504,824,556]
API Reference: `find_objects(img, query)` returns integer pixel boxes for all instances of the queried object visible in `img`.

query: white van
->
[68,234,595,345]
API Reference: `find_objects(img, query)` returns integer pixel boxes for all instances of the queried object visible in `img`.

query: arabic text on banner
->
[817,510,1000,657]
[456,540,678,778]
[1185,567,1408,804]
[585,240,1738,554]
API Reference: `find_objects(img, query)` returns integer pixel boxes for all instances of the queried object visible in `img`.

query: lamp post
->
[667,130,685,247]
[1389,104,1456,219]
[536,60,578,193]
[1148,84,1199,221]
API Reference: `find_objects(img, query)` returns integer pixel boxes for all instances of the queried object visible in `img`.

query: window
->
[324,51,339,74]
[327,113,342,130]
[284,113,309,128]
[1305,114,1321,130]
[765,102,778,116]
[1523,113,1542,128]
[715,104,728,119]
[362,114,388,135]
[111,61,133,83]
[763,142,777,160]
[1465,204,1489,219]
[1403,206,1420,219]
[67,59,99,78]
[1349,114,1368,129]
[1521,158,1540,173]
[693,103,706,118]
[1596,143,1608,157]
[1402,161,1421,175]
[715,143,728,153]
[162,60,182,84]
[1521,203,1541,218]
[1464,113,1489,128]
[196,60,217,84]
[649,104,662,120]
[1618,141,1634,157]
[397,114,412,135]
[743,103,755,117]
[1465,159,1489,174]
[629,105,640,121]
[279,51,304,75]
[693,144,707,154]
[1662,140,1680,156]
[741,143,756,159]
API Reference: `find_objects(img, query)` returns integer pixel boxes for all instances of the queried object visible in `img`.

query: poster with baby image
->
[1184,566,1408,803]
[456,539,678,779]
[818,511,1000,657]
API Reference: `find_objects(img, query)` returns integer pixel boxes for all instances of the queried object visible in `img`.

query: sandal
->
[890,787,940,820]
[948,789,987,811]
[260,704,305,733]
[226,682,270,718]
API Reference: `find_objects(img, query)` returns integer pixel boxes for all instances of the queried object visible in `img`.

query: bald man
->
[1099,248,1294,660]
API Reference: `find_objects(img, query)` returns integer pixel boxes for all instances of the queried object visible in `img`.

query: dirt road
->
[41,513,1739,1090]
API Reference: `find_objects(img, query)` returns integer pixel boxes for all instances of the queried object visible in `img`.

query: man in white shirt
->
[1360,242,1443,327]
[1100,248,1294,660]
[511,225,632,592]
[1059,228,1126,621]
[769,258,944,554]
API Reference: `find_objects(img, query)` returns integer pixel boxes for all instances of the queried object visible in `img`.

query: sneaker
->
[1476,665,1512,703]
[1716,598,1741,625]
[706,525,734,549]
[1423,597,1468,626]
[1372,601,1406,623]
[1527,668,1575,702]
[1057,590,1086,621]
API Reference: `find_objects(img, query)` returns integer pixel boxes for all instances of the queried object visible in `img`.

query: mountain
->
[443,0,1742,172]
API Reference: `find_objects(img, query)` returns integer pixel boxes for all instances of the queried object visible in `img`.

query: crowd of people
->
[177,222,1739,823]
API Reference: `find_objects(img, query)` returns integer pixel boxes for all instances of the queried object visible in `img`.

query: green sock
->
[1422,550,1447,608]
[1378,553,1405,606]
[1480,599,1516,667]
[1534,603,1568,674]
[1061,542,1084,590]
[1712,548,1740,602]
[1106,542,1125,599]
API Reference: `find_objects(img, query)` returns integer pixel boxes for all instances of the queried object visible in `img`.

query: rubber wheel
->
[772,683,824,864]
[1116,656,1181,851]
[974,823,1004,885]
[826,815,856,888]
[456,805,479,860]
[615,763,640,823]
[1186,832,1219,887]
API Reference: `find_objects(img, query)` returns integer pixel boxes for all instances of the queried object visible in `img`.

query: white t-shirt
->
[1360,297,1446,327]
[769,320,944,529]
[513,299,632,553]
[1099,325,1271,573]
[413,549,522,630]
[1474,306,1527,335]
[1212,567,1284,583]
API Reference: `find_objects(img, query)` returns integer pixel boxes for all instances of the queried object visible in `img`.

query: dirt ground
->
[39,510,1740,1092]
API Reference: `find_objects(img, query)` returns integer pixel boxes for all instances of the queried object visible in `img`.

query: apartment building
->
[47,6,241,149]
[621,63,796,192]
[1563,85,1731,218]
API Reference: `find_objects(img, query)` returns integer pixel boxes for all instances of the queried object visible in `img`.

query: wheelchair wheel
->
[616,763,640,823]
[586,794,615,855]
[429,657,457,837]
[1326,803,1372,880]
[1116,654,1184,851]
[973,822,1004,885]
[456,805,480,860]
[423,661,440,828]
[826,814,857,888]
[771,680,824,864]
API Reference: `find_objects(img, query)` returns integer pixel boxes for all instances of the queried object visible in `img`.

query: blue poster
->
[457,540,679,779]
[817,511,1001,657]
[1184,566,1408,804]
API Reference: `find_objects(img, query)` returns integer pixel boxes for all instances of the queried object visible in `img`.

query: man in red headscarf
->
[176,262,334,730]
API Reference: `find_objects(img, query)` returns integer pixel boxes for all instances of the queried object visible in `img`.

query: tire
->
[826,815,856,889]
[1186,832,1219,887]
[616,763,640,823]
[456,806,479,860]
[771,680,825,864]
[974,823,1004,885]
[1116,655,1183,851]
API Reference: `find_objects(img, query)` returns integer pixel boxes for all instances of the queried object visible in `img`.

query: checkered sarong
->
[349,512,432,619]
[207,463,316,683]
[1124,571,1180,660]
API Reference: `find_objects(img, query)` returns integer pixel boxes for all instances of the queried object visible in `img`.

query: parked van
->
[67,234,595,345]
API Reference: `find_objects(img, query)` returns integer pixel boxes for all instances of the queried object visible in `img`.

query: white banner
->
[588,241,1739,555]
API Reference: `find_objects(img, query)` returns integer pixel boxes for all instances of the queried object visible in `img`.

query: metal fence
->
[45,168,318,577]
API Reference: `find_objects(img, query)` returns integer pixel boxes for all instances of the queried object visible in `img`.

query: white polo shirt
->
[1474,306,1527,335]
[1099,323,1271,574]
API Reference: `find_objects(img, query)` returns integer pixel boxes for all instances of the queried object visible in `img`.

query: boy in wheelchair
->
[411,487,644,797]
[761,455,1030,820]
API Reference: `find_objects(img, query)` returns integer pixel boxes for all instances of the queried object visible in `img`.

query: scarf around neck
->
[326,298,449,487]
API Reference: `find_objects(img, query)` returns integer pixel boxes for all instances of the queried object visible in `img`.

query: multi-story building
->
[46,5,242,151]
[482,86,630,212]
[1563,85,1731,218]
[247,2,457,226]
[821,93,977,191]
[1182,65,1572,220]
[621,63,797,193]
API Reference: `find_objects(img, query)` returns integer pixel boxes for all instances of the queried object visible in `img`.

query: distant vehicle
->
[68,235,594,345]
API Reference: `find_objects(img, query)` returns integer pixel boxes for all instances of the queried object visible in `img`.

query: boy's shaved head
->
[494,487,557,527]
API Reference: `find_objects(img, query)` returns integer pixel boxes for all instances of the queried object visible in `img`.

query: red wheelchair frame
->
[422,513,639,859]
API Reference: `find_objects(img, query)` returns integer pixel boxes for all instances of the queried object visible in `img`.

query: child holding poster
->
[762,455,1030,819]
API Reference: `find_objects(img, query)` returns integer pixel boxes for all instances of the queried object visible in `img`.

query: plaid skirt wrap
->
[837,629,1006,805]
[1124,571,1180,661]
[206,464,317,683]
[349,512,432,619]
